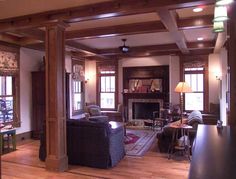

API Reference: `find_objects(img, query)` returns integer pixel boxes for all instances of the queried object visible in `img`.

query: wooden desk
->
[189,125,236,179]
[0,128,16,155]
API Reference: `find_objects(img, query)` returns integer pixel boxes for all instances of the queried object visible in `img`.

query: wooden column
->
[45,22,68,171]
[228,3,236,126]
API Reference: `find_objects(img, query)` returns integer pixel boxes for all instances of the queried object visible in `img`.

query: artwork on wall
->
[72,64,85,81]
[0,50,18,74]
[129,79,162,93]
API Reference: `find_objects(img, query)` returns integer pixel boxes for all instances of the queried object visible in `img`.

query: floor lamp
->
[174,82,192,124]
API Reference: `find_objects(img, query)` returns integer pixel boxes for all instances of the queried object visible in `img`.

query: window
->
[97,63,117,110]
[184,67,204,111]
[71,59,85,115]
[72,80,83,111]
[0,49,20,127]
[0,76,14,123]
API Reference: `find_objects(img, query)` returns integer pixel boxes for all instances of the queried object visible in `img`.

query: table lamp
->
[174,82,192,124]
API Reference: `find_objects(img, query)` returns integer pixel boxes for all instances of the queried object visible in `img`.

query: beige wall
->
[17,48,44,134]
[219,48,228,125]
[208,50,228,125]
[85,60,97,104]
[169,56,180,105]
[83,56,180,106]
[209,53,221,104]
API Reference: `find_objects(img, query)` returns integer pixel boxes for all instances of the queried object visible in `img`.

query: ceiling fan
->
[119,39,130,53]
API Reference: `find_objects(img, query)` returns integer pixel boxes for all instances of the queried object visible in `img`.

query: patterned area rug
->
[125,129,157,156]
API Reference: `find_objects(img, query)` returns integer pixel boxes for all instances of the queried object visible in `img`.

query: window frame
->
[180,55,209,113]
[97,61,118,111]
[184,68,205,111]
[0,45,20,127]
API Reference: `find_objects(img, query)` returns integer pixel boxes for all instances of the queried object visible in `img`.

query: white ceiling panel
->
[176,5,214,18]
[76,32,175,49]
[67,13,160,31]
[183,28,216,42]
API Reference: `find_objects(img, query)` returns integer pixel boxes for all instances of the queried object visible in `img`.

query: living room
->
[0,0,236,178]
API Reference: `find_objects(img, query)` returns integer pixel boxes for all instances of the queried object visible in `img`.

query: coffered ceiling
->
[0,0,219,59]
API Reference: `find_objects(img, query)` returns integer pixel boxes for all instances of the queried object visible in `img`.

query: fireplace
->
[132,102,160,119]
[128,98,163,122]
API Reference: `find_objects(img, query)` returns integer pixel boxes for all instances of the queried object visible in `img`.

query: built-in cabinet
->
[31,71,45,139]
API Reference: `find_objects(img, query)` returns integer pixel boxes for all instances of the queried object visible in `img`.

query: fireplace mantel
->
[122,66,169,122]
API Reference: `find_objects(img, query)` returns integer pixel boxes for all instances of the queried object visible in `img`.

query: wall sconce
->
[216,75,222,80]
[214,71,222,80]
[84,78,89,83]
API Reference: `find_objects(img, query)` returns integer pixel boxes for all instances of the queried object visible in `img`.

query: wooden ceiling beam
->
[66,21,166,40]
[15,28,45,41]
[66,40,109,59]
[22,42,45,51]
[158,9,189,54]
[0,33,21,45]
[66,40,99,55]
[66,15,213,40]
[0,0,215,32]
[15,14,213,41]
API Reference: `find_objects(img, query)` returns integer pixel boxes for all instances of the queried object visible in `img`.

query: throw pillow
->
[89,107,101,116]
[89,116,109,123]
[187,110,203,125]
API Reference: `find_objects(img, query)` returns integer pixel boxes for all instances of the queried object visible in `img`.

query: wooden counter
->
[188,125,236,179]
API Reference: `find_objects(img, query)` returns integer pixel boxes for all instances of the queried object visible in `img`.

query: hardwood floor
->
[1,139,189,179]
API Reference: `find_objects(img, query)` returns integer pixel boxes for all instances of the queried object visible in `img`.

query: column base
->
[45,155,68,172]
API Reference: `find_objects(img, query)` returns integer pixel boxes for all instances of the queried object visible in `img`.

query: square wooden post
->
[45,22,68,171]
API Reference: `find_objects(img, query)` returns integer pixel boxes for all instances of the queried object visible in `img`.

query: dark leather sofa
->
[157,110,203,153]
[66,119,125,168]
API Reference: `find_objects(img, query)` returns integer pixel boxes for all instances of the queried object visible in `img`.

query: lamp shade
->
[213,6,228,22]
[174,82,192,93]
[213,21,224,32]
[216,0,233,6]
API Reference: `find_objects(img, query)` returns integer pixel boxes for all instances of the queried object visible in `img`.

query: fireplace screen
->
[132,102,160,120]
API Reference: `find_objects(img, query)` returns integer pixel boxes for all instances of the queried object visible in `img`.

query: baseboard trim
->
[16,131,33,143]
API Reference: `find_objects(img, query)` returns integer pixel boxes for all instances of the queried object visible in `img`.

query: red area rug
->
[124,133,140,145]
[125,129,157,156]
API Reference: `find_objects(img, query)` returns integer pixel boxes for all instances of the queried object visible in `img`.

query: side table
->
[0,128,16,155]
[168,123,192,161]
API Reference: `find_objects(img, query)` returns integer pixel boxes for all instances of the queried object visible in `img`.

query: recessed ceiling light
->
[193,7,203,12]
[197,37,204,41]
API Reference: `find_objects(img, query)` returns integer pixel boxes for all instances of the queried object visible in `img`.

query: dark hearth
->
[132,102,159,120]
